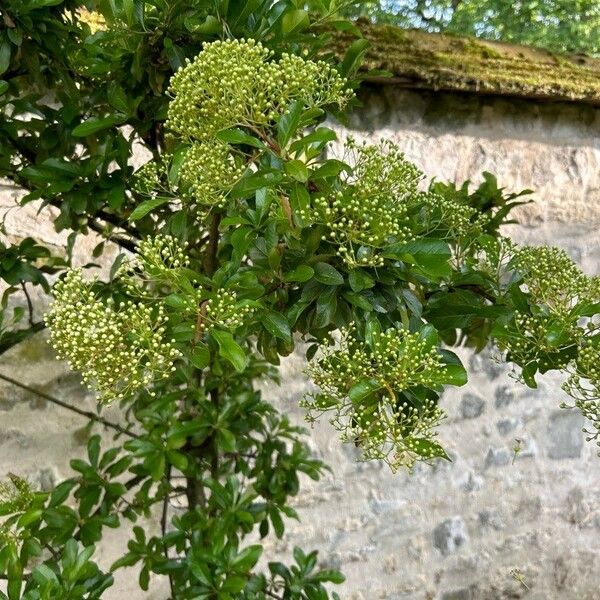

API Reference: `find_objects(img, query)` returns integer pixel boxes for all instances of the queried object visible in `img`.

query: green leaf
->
[406,438,451,461]
[211,330,248,372]
[87,435,101,468]
[277,101,303,148]
[72,116,123,137]
[285,159,309,182]
[384,239,452,279]
[107,84,130,115]
[0,80,8,96]
[232,545,262,571]
[263,311,292,344]
[436,349,468,386]
[281,9,309,35]
[314,262,344,286]
[341,38,369,77]
[31,564,59,586]
[217,429,236,453]
[348,269,374,292]
[190,344,210,369]
[216,128,265,148]
[425,289,507,330]
[17,508,42,528]
[284,265,314,282]
[129,197,170,221]
[348,379,381,403]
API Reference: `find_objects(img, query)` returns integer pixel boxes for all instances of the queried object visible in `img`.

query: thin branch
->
[0,372,139,439]
[86,217,138,253]
[20,282,35,327]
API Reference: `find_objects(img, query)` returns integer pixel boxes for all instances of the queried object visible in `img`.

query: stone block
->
[460,393,486,419]
[433,517,469,556]
[546,410,585,459]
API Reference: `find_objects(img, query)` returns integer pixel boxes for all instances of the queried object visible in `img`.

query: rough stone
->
[441,588,473,600]
[547,410,585,459]
[469,350,504,380]
[494,385,517,409]
[496,417,522,436]
[484,447,512,468]
[461,471,484,492]
[460,393,486,419]
[432,517,469,556]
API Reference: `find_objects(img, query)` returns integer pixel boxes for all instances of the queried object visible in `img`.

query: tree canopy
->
[346,0,600,55]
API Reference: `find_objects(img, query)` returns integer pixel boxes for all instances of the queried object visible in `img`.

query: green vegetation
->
[345,0,600,55]
[0,1,599,598]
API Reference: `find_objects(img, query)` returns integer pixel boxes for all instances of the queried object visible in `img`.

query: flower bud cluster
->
[300,140,421,267]
[133,159,166,196]
[513,246,600,312]
[497,310,576,372]
[166,39,351,141]
[0,474,33,515]
[45,269,182,404]
[423,192,489,238]
[198,291,254,335]
[179,141,245,209]
[562,342,600,451]
[302,326,446,470]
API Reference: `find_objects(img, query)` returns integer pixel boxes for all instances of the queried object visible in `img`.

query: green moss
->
[329,21,600,105]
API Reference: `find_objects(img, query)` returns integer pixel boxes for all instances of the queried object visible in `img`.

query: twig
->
[0,372,139,439]
[20,282,35,327]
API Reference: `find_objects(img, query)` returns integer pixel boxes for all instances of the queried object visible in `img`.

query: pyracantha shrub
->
[2,2,600,598]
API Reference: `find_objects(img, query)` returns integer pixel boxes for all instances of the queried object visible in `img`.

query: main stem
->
[186,211,222,511]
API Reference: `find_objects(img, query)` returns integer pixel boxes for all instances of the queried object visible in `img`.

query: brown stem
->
[20,282,35,327]
[0,372,139,439]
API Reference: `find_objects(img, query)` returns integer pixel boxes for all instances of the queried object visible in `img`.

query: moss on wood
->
[330,21,600,106]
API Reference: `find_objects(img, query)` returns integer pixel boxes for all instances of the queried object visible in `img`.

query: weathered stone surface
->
[546,410,585,459]
[460,393,486,419]
[432,517,469,556]
[484,447,512,468]
[494,386,517,409]
[496,417,522,436]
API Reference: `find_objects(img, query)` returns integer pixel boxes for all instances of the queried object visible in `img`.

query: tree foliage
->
[0,1,599,598]
[346,0,600,55]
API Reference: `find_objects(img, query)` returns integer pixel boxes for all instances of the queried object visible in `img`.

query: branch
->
[86,217,138,253]
[0,372,139,439]
[20,282,35,327]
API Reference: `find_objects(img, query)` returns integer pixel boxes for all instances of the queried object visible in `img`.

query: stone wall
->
[2,87,600,600]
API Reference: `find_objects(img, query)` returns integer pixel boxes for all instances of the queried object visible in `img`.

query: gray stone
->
[441,588,473,600]
[494,385,516,409]
[514,437,538,460]
[469,349,504,380]
[0,429,30,448]
[460,393,486,419]
[433,517,469,556]
[478,510,505,530]
[496,417,522,435]
[485,447,511,468]
[37,467,58,492]
[547,410,584,459]
[461,471,484,492]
